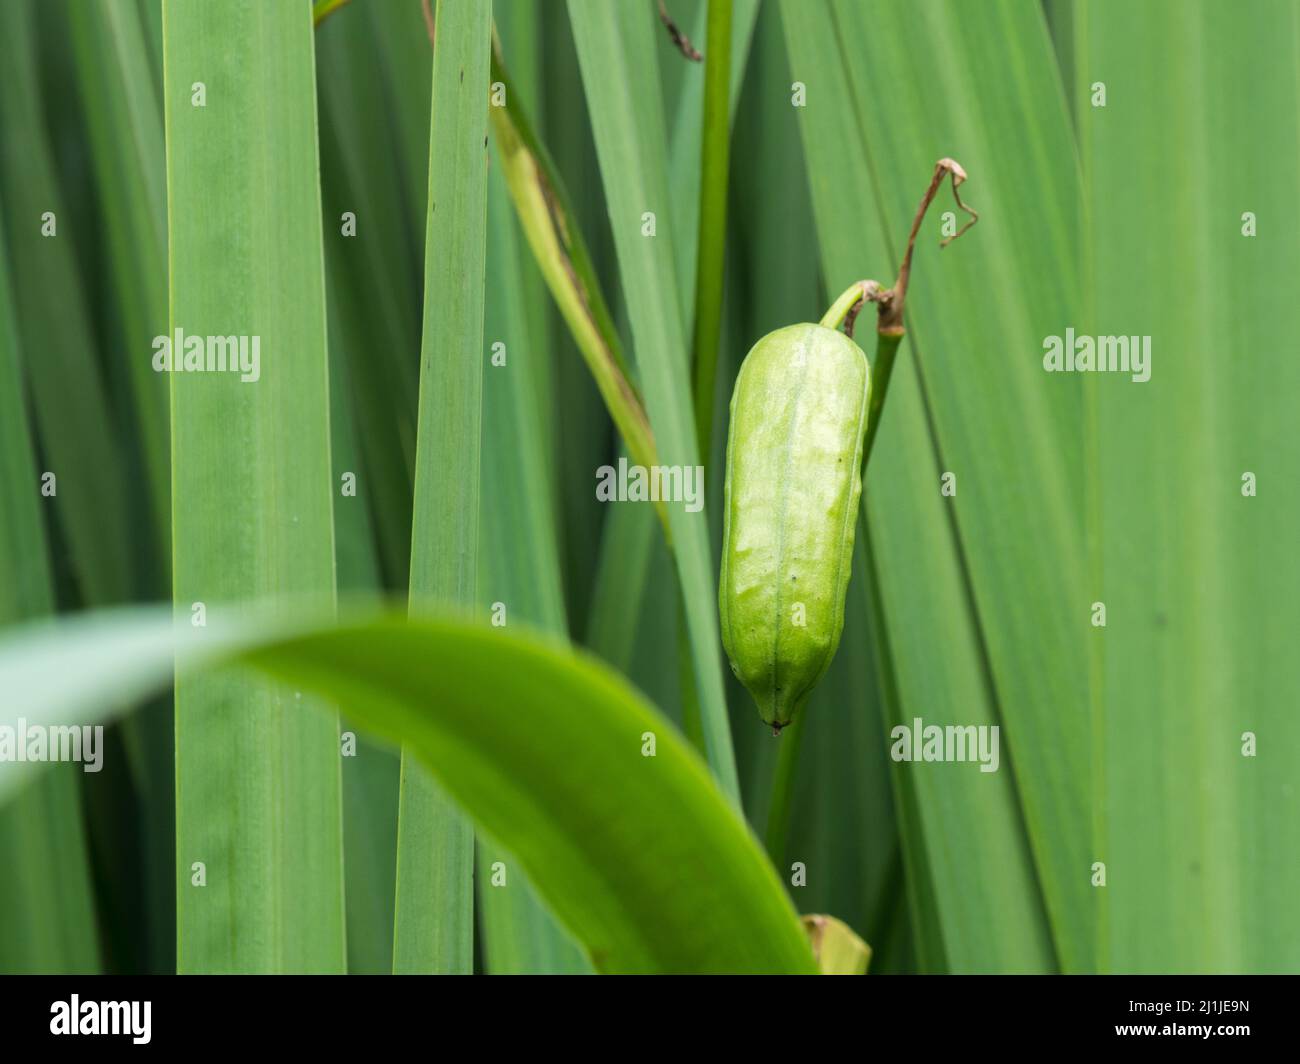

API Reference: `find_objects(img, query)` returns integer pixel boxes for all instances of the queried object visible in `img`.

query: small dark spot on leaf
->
[460,68,464,83]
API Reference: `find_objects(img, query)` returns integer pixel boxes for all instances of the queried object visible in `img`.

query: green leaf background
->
[0,0,1293,975]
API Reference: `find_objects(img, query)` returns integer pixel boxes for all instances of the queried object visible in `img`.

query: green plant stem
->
[764,711,807,865]
[818,156,978,473]
[676,591,707,756]
[863,331,903,469]
[690,0,733,454]
[818,281,900,469]
[819,281,874,331]
[680,0,719,736]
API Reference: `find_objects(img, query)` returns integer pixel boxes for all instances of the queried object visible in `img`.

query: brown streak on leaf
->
[528,155,655,452]
[657,0,703,62]
[422,0,435,47]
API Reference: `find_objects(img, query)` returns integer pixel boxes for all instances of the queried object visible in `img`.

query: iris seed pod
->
[718,323,870,732]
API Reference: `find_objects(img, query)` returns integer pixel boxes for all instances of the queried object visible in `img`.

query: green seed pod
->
[718,323,870,731]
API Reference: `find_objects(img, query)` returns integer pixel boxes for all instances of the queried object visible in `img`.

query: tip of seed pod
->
[771,721,787,737]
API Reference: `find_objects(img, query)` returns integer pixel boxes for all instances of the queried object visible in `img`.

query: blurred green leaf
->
[67,0,169,555]
[0,210,100,975]
[0,610,817,975]
[7,0,174,972]
[316,10,427,590]
[0,0,134,606]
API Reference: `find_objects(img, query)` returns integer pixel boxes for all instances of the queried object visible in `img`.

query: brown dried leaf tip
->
[879,157,978,332]
[658,1,703,62]
[935,158,978,249]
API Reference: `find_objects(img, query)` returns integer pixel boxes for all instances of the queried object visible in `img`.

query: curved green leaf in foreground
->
[0,611,815,975]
